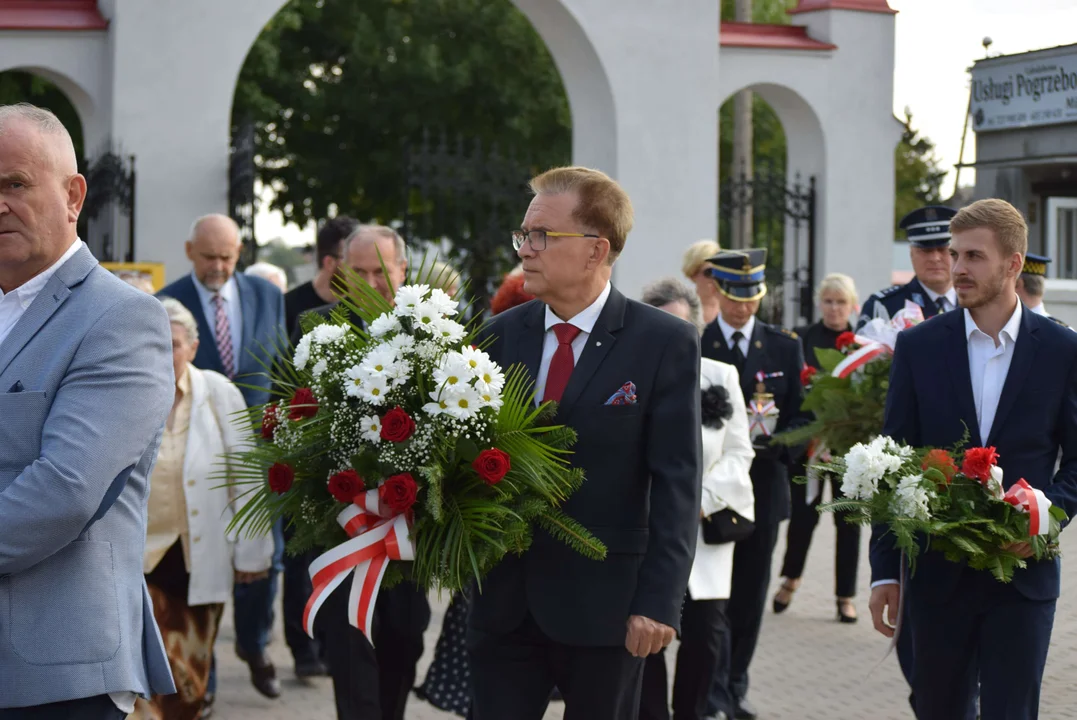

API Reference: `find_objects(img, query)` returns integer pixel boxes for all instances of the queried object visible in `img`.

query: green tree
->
[894,107,946,235]
[720,0,797,23]
[0,71,85,162]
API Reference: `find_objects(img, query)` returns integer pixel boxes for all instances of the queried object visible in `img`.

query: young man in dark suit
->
[158,214,287,701]
[870,198,1077,720]
[699,248,805,720]
[470,166,703,720]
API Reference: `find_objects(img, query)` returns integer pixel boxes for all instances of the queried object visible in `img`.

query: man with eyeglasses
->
[284,216,358,337]
[469,166,703,720]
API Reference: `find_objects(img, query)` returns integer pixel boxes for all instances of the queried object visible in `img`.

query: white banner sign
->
[971,49,1077,132]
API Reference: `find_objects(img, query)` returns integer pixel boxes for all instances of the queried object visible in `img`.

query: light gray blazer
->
[0,245,176,707]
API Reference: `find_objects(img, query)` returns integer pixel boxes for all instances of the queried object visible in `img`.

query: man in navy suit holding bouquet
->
[871,198,1077,719]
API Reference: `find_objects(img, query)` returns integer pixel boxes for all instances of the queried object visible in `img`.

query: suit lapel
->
[557,287,627,419]
[703,322,733,364]
[740,321,767,400]
[0,245,95,377]
[987,307,1037,446]
[943,312,981,445]
[236,274,256,364]
[513,301,545,402]
[175,276,224,373]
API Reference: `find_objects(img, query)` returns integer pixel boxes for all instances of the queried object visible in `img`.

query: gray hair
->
[245,261,288,290]
[1021,273,1044,298]
[0,103,78,170]
[641,277,704,334]
[346,224,407,266]
[159,296,199,344]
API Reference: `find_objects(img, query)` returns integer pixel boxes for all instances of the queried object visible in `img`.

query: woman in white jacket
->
[133,298,275,720]
[638,278,756,720]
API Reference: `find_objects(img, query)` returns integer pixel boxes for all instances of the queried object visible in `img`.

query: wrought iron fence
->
[80,145,136,263]
[230,121,257,268]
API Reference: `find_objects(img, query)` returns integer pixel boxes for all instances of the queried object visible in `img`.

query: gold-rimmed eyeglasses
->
[511,229,600,252]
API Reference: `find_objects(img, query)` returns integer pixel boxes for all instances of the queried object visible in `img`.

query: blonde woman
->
[773,273,861,623]
[134,298,274,720]
[682,240,722,325]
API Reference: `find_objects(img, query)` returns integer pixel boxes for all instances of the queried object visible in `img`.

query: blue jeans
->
[233,518,285,658]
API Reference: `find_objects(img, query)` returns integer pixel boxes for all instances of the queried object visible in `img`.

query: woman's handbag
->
[701,508,755,545]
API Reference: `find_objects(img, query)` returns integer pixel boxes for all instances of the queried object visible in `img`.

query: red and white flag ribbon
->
[748,399,776,436]
[1003,479,1052,536]
[833,342,889,378]
[302,488,414,641]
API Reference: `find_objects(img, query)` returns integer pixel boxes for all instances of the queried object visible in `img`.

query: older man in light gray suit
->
[0,104,176,718]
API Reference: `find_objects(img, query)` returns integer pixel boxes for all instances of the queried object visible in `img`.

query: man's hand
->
[869,584,901,638]
[1003,541,1034,559]
[625,615,675,658]
[235,570,269,584]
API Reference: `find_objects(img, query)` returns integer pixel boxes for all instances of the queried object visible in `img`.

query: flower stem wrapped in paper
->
[218,263,606,641]
[773,300,925,457]
[816,434,1066,582]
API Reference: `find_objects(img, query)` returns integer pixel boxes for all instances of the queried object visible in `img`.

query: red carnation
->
[490,272,536,316]
[379,473,418,514]
[328,469,364,504]
[835,331,857,351]
[289,387,319,421]
[268,462,294,494]
[380,406,417,443]
[961,446,999,482]
[799,365,817,387]
[473,448,511,485]
[921,449,958,484]
[261,404,278,440]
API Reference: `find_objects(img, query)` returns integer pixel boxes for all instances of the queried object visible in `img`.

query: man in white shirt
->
[869,199,1077,720]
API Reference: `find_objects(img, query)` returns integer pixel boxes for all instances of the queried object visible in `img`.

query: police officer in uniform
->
[1017,252,1070,327]
[857,205,958,330]
[700,248,805,720]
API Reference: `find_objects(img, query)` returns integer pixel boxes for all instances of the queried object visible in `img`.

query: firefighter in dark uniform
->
[857,205,959,331]
[700,248,805,720]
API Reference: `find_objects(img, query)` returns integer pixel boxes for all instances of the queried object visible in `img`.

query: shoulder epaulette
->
[763,324,798,340]
[877,285,902,297]
[1048,315,1070,328]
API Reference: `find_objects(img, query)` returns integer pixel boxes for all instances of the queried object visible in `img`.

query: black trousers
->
[282,523,323,665]
[469,612,644,720]
[780,473,860,597]
[0,696,125,720]
[315,579,431,720]
[725,522,780,702]
[639,597,731,720]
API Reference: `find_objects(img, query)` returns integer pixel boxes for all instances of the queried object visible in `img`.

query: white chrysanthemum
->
[460,345,486,371]
[444,385,482,420]
[311,324,346,345]
[394,284,429,315]
[344,365,366,398]
[432,317,466,345]
[360,414,382,443]
[412,300,442,332]
[358,374,389,405]
[890,474,934,521]
[423,392,449,416]
[390,333,416,352]
[369,313,400,338]
[840,438,907,500]
[361,344,400,377]
[293,334,313,371]
[473,359,505,394]
[478,387,503,411]
[388,359,412,387]
[312,359,328,379]
[434,354,472,393]
[427,288,458,317]
[415,340,442,362]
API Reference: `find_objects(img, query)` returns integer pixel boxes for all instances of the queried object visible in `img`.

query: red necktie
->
[543,323,581,403]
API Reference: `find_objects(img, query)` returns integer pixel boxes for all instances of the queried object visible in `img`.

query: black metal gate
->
[719,163,815,327]
[230,121,258,268]
[401,128,536,316]
[80,147,136,262]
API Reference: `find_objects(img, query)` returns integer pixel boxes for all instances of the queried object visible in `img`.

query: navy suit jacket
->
[870,306,1077,601]
[158,273,285,408]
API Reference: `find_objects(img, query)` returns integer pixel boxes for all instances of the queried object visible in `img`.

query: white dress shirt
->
[965,301,1022,446]
[1029,302,1048,317]
[191,273,243,376]
[534,282,611,403]
[0,239,84,348]
[717,314,756,358]
[923,285,958,313]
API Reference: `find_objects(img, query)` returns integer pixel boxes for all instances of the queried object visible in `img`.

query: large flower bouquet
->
[224,272,605,638]
[774,300,924,457]
[820,435,1066,582]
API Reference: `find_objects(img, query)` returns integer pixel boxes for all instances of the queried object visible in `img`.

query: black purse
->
[701,508,755,545]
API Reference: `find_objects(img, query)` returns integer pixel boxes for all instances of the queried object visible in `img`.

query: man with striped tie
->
[158,214,286,705]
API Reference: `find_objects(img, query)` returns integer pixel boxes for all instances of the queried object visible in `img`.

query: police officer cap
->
[1023,253,1051,277]
[705,248,767,302]
[900,205,958,248]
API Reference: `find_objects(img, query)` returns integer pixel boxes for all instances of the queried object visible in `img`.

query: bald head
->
[186,214,242,291]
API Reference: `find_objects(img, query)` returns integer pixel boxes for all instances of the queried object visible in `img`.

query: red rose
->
[380,406,416,443]
[799,365,817,387]
[379,473,418,514]
[961,446,999,482]
[835,331,857,351]
[473,448,511,485]
[261,404,278,440]
[289,387,319,421]
[268,462,294,494]
[328,469,364,504]
[921,449,958,483]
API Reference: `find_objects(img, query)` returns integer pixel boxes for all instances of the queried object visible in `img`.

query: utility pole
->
[730,0,754,249]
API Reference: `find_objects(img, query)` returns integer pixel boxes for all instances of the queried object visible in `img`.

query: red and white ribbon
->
[835,300,925,379]
[1003,479,1052,536]
[748,399,776,436]
[833,342,889,378]
[302,488,415,641]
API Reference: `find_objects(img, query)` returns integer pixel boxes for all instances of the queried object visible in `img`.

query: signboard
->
[101,262,166,292]
[971,48,1077,132]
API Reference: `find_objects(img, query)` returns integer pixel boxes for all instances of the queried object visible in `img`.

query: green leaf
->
[456,436,481,464]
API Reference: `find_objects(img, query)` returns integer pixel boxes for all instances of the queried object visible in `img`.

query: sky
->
[255,0,1077,247]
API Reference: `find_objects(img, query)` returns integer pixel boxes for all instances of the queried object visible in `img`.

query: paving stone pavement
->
[213,518,1077,719]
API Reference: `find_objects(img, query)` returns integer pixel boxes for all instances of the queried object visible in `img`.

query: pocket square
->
[7,381,23,393]
[604,381,638,406]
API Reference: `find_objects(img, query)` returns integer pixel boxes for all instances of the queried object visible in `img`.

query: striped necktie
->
[212,293,235,378]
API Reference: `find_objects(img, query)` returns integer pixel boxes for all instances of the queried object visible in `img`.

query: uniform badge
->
[912,292,924,307]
